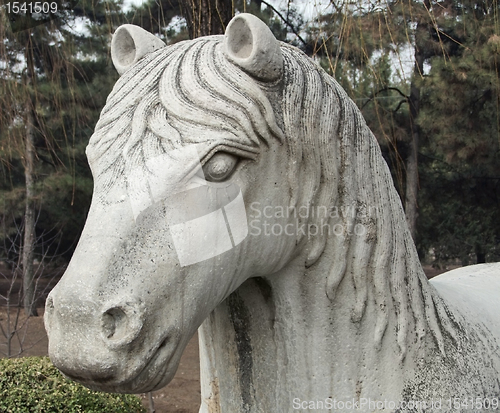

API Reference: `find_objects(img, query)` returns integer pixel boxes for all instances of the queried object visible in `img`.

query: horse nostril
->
[101,303,144,347]
[102,307,128,341]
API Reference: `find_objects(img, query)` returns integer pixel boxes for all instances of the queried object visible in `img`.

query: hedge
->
[0,357,146,412]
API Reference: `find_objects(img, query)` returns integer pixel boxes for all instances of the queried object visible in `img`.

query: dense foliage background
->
[0,0,499,312]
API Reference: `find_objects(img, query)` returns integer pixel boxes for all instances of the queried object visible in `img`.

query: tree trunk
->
[405,0,430,240]
[23,101,38,317]
[475,245,486,264]
[23,33,38,317]
[178,0,233,39]
[405,62,421,240]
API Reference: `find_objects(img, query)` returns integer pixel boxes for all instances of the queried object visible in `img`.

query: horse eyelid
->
[201,152,240,182]
[200,145,259,166]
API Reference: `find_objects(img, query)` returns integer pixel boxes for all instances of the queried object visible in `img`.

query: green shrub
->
[0,357,146,412]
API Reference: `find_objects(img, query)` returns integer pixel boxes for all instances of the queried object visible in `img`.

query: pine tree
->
[417,0,500,263]
[309,0,499,262]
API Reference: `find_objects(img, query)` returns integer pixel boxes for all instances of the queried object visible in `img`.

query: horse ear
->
[111,25,166,75]
[224,13,283,81]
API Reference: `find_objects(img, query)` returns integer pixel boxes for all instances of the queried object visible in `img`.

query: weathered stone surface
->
[45,13,500,413]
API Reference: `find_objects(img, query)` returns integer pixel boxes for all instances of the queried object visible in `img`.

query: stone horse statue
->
[45,13,500,412]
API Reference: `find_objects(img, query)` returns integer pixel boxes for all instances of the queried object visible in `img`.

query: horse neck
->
[197,250,432,412]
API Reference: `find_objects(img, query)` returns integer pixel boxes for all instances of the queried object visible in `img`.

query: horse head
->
[44,13,339,393]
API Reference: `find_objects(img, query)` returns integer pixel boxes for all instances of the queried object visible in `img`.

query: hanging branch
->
[361,87,409,109]
[259,0,308,48]
[393,98,408,114]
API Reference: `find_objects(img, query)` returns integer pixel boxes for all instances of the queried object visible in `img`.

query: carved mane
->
[283,44,459,359]
[87,36,456,359]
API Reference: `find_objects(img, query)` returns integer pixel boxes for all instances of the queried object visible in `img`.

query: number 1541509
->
[4,2,58,14]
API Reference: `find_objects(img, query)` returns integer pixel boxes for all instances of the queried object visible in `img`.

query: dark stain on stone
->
[252,277,276,329]
[253,277,272,303]
[227,291,254,412]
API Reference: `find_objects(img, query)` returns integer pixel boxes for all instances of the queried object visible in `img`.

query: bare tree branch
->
[260,0,308,47]
[361,87,409,109]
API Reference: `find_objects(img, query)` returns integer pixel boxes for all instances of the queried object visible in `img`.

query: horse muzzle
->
[44,291,178,393]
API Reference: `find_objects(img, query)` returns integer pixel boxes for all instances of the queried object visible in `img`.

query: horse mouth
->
[78,334,182,394]
[129,336,177,392]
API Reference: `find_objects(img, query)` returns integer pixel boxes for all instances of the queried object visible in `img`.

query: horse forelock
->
[86,36,283,196]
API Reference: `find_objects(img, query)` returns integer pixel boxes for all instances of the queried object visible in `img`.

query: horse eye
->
[201,152,239,182]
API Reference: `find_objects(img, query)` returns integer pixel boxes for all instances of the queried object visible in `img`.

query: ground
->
[0,264,456,412]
